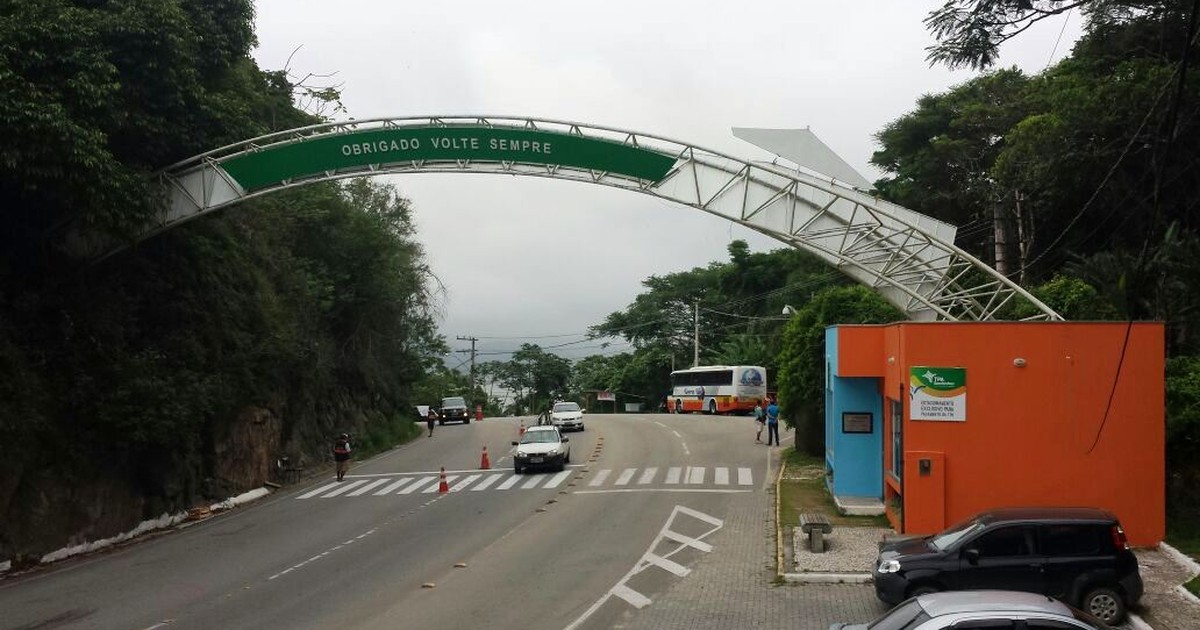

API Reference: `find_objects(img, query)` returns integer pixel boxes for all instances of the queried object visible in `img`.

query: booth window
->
[890,398,902,478]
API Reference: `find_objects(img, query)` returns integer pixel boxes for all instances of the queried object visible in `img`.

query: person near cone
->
[332,433,352,481]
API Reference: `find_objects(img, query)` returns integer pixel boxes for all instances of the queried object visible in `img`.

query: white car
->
[511,425,571,473]
[549,401,585,432]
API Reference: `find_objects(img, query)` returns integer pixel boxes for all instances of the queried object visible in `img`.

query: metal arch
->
[137,115,1060,321]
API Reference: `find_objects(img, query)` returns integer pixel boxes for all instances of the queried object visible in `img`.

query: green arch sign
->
[221,126,678,191]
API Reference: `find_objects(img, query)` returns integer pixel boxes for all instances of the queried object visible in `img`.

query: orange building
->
[826,322,1164,547]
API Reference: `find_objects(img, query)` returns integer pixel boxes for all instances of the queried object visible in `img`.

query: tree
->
[775,286,905,455]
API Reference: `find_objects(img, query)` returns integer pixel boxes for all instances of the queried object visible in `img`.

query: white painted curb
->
[1127,612,1154,630]
[1174,584,1200,607]
[1159,541,1200,578]
[781,572,872,584]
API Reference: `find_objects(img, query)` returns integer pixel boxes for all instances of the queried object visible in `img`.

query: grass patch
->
[1186,575,1200,597]
[777,447,889,529]
[1166,519,1200,561]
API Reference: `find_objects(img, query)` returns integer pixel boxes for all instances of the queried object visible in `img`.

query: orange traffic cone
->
[438,467,449,494]
[480,446,491,470]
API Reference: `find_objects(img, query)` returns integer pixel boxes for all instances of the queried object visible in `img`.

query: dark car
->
[438,396,470,425]
[873,507,1142,624]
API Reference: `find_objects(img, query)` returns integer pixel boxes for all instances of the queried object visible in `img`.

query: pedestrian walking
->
[426,408,437,437]
[766,398,781,446]
[753,401,765,443]
[333,433,352,481]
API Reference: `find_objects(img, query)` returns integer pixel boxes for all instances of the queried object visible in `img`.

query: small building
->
[824,321,1164,547]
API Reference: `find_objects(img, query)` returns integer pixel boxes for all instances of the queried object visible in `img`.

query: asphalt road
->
[0,413,776,630]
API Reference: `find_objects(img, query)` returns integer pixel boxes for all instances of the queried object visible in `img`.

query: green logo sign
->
[220,126,678,191]
[909,366,967,422]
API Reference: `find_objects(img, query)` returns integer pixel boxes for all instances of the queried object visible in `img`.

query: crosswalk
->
[295,466,755,500]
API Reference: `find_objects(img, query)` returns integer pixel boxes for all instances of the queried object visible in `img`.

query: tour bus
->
[668,365,767,415]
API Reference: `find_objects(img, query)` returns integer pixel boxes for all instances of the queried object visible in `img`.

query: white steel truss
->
[138,115,1060,321]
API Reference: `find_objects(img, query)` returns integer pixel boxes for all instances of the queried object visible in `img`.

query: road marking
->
[471,473,504,491]
[345,464,584,478]
[497,474,522,490]
[450,474,481,492]
[665,467,682,484]
[399,476,437,494]
[663,529,714,552]
[573,488,752,495]
[653,421,668,428]
[375,478,412,495]
[520,475,544,489]
[714,467,729,485]
[671,430,682,438]
[614,468,636,486]
[738,467,753,485]
[296,482,340,499]
[638,467,657,484]
[346,479,390,496]
[686,466,705,484]
[321,480,368,498]
[588,469,612,487]
[611,584,652,608]
[424,475,458,493]
[642,552,690,577]
[562,505,724,630]
[682,442,691,456]
[543,470,572,488]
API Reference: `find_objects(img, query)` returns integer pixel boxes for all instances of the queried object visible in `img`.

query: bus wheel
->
[707,400,717,415]
[674,399,683,414]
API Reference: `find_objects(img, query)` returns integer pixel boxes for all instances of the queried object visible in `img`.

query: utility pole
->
[693,300,699,368]
[456,335,479,396]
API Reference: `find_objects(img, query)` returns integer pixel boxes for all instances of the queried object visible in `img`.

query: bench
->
[799,513,834,553]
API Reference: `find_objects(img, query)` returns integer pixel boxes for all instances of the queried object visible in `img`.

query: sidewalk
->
[1133,546,1200,630]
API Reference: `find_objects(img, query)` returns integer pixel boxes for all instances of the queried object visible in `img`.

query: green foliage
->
[776,286,905,455]
[1012,275,1121,320]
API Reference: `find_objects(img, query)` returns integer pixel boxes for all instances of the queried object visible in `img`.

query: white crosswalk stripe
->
[347,479,390,496]
[614,468,636,486]
[375,478,413,495]
[297,466,754,499]
[638,467,657,484]
[497,474,522,490]
[665,467,682,484]
[588,469,612,487]
[471,473,504,491]
[399,476,437,494]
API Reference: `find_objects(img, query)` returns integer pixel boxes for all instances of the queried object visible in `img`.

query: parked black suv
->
[438,396,470,425]
[873,507,1142,624]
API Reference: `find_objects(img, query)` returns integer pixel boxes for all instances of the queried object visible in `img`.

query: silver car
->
[550,401,585,432]
[511,425,571,474]
[830,590,1111,630]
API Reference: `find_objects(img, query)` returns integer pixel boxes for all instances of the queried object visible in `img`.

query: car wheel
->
[514,464,523,475]
[1083,587,1125,624]
[707,400,717,415]
[462,418,470,424]
[439,420,445,426]
[908,584,939,598]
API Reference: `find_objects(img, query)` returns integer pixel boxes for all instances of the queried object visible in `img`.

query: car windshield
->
[553,403,580,412]
[866,598,930,630]
[521,431,561,444]
[929,518,987,551]
[441,397,466,407]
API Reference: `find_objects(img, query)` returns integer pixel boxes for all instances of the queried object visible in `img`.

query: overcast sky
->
[250,0,1081,366]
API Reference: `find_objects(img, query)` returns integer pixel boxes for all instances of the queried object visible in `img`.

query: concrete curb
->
[1128,612,1154,630]
[774,450,785,576]
[1160,541,1200,578]
[1173,584,1200,607]
[781,572,873,584]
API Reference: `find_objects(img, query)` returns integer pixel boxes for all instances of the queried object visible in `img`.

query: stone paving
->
[1133,547,1200,630]
[793,526,891,574]
[619,482,888,630]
